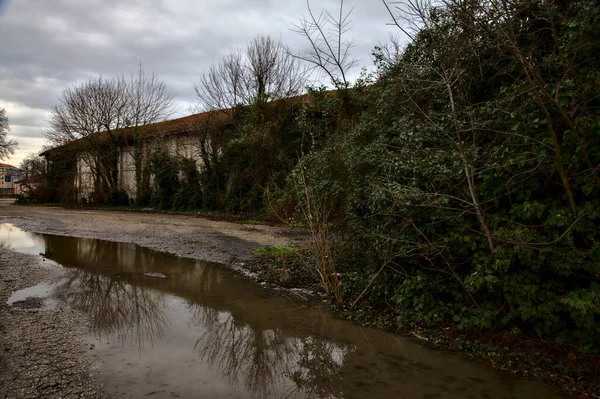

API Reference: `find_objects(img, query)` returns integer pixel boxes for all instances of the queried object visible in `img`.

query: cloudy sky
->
[0,0,400,167]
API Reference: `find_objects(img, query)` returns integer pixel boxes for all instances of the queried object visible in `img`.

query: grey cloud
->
[3,106,49,130]
[8,125,46,139]
[0,0,401,166]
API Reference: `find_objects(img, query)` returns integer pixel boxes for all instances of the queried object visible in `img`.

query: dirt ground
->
[0,202,300,398]
[0,202,299,264]
[0,250,106,398]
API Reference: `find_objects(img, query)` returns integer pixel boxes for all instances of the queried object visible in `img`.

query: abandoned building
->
[41,108,233,204]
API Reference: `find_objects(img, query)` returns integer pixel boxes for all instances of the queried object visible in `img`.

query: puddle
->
[7,280,66,310]
[0,223,566,399]
[0,223,45,255]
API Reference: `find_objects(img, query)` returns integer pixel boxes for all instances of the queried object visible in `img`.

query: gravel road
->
[0,202,297,263]
[0,250,106,398]
[0,202,300,398]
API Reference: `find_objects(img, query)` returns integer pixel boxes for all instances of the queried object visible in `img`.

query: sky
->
[0,0,401,168]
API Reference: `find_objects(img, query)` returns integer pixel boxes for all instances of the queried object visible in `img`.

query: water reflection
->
[0,223,565,399]
[0,223,45,255]
[194,310,289,396]
[288,334,347,399]
[64,271,168,348]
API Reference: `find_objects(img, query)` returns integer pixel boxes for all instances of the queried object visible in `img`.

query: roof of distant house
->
[0,163,18,169]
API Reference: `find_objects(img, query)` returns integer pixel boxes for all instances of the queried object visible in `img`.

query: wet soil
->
[0,208,570,399]
[0,202,299,264]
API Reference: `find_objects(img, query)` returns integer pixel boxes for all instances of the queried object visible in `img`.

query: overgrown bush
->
[284,0,600,351]
[149,150,180,210]
[173,157,203,211]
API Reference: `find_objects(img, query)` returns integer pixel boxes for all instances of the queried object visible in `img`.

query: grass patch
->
[252,245,295,257]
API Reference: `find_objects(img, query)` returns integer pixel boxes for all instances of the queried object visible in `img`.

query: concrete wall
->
[75,132,206,203]
[118,149,137,199]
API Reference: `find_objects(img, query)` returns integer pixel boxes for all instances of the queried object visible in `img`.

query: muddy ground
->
[0,202,298,264]
[0,202,300,398]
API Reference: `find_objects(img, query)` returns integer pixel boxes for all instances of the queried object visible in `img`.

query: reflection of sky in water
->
[7,279,69,310]
[7,281,60,305]
[0,223,45,255]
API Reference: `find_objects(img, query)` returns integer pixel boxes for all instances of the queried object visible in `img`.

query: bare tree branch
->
[0,107,18,160]
[292,0,358,89]
[195,35,305,111]
[43,67,175,202]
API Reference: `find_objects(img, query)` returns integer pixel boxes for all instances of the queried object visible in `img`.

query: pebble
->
[0,249,107,398]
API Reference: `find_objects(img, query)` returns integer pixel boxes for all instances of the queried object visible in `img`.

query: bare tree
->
[246,35,305,102]
[372,33,404,73]
[195,51,246,111]
[19,153,46,179]
[0,107,8,134]
[45,67,175,145]
[125,66,176,129]
[381,0,419,41]
[0,107,18,160]
[45,77,126,146]
[195,35,305,111]
[45,76,132,201]
[44,67,175,203]
[124,66,176,202]
[293,0,358,89]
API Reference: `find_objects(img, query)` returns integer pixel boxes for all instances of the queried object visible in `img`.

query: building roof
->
[0,163,18,169]
[40,107,235,157]
[39,90,340,158]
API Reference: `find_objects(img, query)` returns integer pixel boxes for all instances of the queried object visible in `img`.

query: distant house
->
[14,175,44,198]
[0,163,20,197]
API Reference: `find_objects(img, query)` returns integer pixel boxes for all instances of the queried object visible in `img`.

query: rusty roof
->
[39,90,341,157]
[0,163,18,169]
[40,107,235,157]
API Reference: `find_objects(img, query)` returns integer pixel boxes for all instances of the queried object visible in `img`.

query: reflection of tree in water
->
[60,270,168,350]
[191,304,353,399]
[192,306,290,398]
[286,336,347,399]
[45,236,169,349]
[45,236,147,275]
[38,233,362,398]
